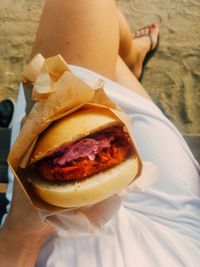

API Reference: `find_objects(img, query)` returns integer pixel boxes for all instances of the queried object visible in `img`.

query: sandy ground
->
[0,0,199,134]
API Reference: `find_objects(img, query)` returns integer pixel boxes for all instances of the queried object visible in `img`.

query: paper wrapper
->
[8,54,159,235]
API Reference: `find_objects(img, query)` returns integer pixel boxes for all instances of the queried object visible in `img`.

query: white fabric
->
[4,66,200,266]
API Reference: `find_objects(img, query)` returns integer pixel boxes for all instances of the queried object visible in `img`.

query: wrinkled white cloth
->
[4,66,200,267]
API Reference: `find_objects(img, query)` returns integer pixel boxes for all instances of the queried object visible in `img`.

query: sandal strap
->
[148,33,154,52]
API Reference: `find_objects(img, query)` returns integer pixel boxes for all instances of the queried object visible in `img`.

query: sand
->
[0,0,199,134]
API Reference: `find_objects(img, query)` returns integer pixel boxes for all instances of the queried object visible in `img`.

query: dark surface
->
[0,128,11,225]
[183,134,200,165]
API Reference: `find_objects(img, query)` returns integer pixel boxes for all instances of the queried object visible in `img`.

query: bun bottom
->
[30,156,139,208]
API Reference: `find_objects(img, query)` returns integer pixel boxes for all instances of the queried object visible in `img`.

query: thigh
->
[31,0,119,79]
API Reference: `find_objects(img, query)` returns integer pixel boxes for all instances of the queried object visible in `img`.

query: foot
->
[125,23,159,79]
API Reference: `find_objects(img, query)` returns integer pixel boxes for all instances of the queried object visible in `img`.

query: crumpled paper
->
[8,54,159,235]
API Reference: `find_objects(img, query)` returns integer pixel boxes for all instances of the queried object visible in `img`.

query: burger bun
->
[29,155,139,208]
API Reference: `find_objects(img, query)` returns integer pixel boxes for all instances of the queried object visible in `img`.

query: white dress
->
[5,66,200,267]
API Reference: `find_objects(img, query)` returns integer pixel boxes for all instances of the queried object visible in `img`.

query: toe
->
[143,27,150,36]
[134,25,152,39]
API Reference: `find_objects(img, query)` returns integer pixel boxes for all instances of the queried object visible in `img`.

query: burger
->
[28,108,141,208]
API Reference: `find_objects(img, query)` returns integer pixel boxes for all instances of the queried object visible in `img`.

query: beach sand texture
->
[0,0,199,134]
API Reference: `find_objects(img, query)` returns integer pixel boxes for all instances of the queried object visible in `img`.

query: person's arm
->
[0,228,44,267]
[0,180,53,267]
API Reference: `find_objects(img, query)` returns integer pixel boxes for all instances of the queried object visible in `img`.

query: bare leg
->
[31,0,152,100]
[115,56,151,100]
[31,0,119,80]
[118,9,159,79]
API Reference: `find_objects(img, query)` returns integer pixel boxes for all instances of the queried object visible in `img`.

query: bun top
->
[30,108,123,164]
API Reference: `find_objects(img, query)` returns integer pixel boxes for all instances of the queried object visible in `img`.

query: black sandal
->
[134,25,160,81]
